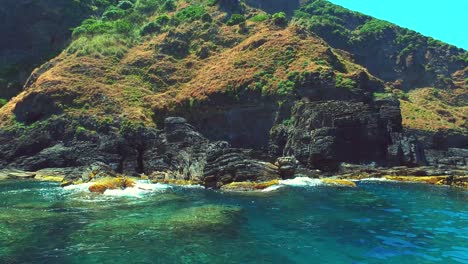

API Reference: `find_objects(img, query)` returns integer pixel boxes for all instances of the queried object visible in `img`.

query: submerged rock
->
[165,205,244,233]
[220,180,280,192]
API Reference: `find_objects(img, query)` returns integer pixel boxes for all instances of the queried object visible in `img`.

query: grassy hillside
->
[0,0,377,127]
[293,0,467,90]
[0,0,466,146]
[400,88,467,133]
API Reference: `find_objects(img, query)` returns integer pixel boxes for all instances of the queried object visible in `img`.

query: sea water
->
[0,179,466,264]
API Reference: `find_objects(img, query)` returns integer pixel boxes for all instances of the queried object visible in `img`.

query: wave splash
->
[62,181,173,198]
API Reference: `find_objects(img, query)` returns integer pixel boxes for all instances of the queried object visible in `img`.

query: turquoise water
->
[0,180,467,264]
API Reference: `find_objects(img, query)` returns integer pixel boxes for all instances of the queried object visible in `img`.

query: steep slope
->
[0,0,465,184]
[293,0,468,155]
[0,0,116,102]
[294,0,467,90]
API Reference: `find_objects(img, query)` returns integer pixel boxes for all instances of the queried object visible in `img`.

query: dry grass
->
[2,1,458,139]
[400,87,467,133]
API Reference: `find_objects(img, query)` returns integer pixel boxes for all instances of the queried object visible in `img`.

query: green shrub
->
[335,75,356,89]
[72,18,136,37]
[140,21,161,35]
[277,80,295,96]
[0,98,7,108]
[118,1,134,10]
[113,20,134,34]
[272,12,287,26]
[72,18,114,37]
[355,19,393,41]
[135,0,160,14]
[250,13,270,22]
[162,0,176,11]
[155,14,170,25]
[102,7,126,20]
[226,14,245,26]
[67,34,132,58]
[175,5,206,22]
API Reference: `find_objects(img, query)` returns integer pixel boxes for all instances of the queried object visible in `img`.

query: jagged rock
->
[425,148,468,167]
[203,148,280,188]
[387,133,426,166]
[276,156,298,179]
[81,162,116,182]
[143,117,220,182]
[281,99,404,171]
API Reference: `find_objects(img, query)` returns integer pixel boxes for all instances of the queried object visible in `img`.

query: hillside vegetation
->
[0,0,117,101]
[0,0,466,175]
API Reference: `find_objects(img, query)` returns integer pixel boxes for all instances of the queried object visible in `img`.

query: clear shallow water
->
[0,180,467,264]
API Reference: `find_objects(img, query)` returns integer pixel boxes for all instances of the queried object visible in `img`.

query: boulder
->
[203,148,280,188]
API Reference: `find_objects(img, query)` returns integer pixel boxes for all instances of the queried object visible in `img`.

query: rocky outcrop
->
[270,98,424,171]
[425,148,468,167]
[388,133,426,166]
[0,116,282,187]
[145,117,281,187]
[203,148,280,188]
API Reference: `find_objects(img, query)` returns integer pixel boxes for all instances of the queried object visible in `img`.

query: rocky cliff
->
[0,0,466,187]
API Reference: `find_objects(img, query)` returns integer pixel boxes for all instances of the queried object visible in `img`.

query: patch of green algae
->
[220,180,280,191]
[166,205,244,233]
[72,203,244,245]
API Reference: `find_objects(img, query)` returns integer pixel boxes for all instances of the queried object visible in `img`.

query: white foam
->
[61,180,173,198]
[174,184,204,189]
[279,177,323,187]
[134,181,172,191]
[103,187,147,198]
[63,182,93,192]
[103,182,172,198]
[261,185,282,192]
[359,177,393,182]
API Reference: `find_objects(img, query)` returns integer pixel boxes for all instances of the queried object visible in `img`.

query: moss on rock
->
[321,178,357,187]
[220,179,279,191]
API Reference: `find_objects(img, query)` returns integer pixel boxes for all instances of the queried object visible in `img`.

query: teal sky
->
[328,0,468,50]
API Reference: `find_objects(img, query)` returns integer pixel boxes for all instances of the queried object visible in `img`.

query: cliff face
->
[0,0,466,185]
[0,0,115,100]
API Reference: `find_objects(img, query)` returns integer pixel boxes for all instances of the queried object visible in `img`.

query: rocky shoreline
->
[0,115,466,191]
[1,161,466,192]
